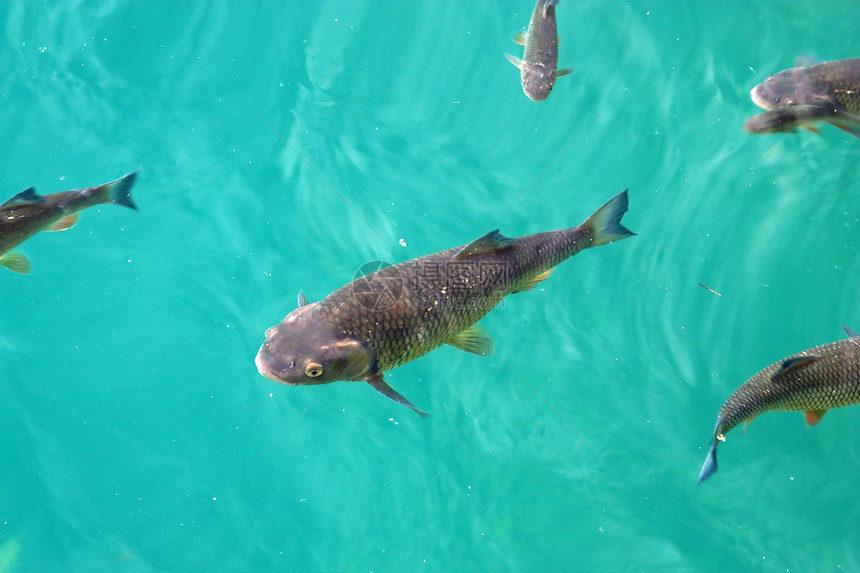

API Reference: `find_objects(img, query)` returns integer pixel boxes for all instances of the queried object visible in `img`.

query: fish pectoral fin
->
[297,290,311,308]
[0,252,31,274]
[446,324,494,356]
[842,324,859,338]
[1,187,43,208]
[804,409,828,426]
[47,213,79,231]
[504,53,523,70]
[512,32,527,46]
[555,68,574,78]
[366,373,429,418]
[454,230,516,260]
[773,355,820,378]
[511,268,554,293]
[828,111,860,138]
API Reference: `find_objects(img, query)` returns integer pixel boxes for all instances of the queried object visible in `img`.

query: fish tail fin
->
[102,171,139,210]
[697,440,719,485]
[578,189,635,247]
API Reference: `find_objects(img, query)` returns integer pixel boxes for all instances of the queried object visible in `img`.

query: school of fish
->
[4,0,859,491]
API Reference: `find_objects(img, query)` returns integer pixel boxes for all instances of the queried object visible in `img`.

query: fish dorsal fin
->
[297,290,311,308]
[511,267,554,293]
[843,324,859,338]
[513,32,527,45]
[454,230,515,260]
[47,213,79,231]
[1,187,43,208]
[795,55,823,68]
[446,324,494,356]
[773,355,819,378]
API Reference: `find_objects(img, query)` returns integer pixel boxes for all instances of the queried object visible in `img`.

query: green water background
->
[2,1,860,571]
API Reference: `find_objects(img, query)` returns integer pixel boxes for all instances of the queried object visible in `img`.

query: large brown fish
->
[256,191,634,416]
[698,325,860,485]
[505,0,573,101]
[744,57,860,137]
[0,172,138,273]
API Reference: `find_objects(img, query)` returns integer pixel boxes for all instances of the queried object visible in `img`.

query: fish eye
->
[305,363,323,378]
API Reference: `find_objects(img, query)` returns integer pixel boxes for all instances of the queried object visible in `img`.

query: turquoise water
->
[2,1,860,571]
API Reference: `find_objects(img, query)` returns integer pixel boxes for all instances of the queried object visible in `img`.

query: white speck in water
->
[399,238,407,247]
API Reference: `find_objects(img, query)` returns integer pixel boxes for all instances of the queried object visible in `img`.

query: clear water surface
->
[2,1,860,571]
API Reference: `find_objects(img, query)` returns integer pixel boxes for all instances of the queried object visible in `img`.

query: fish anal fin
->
[512,32,527,45]
[47,213,79,231]
[1,187,43,208]
[555,68,574,78]
[512,268,554,293]
[453,230,515,260]
[774,355,819,377]
[805,409,828,426]
[366,372,428,418]
[504,53,523,70]
[446,324,494,356]
[0,252,31,274]
[842,324,858,338]
[741,413,759,434]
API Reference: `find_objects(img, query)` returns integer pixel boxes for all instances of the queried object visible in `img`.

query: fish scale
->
[698,329,860,485]
[316,227,593,372]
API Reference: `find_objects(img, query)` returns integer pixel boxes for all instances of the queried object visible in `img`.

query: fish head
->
[255,304,375,386]
[520,62,554,101]
[750,67,826,111]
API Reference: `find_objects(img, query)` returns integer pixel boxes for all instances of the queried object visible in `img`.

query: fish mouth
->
[255,350,292,384]
[750,85,771,111]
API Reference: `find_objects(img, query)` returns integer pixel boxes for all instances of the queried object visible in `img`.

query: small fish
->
[744,57,860,137]
[698,325,860,485]
[256,191,635,416]
[505,0,573,101]
[0,172,138,273]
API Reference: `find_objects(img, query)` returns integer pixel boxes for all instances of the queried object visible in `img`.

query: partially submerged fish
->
[256,191,635,416]
[698,325,860,485]
[0,171,138,273]
[744,57,860,137]
[505,0,573,101]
